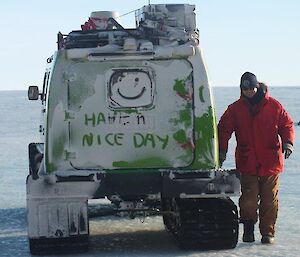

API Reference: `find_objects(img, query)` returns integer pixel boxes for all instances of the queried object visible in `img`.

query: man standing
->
[218,72,294,244]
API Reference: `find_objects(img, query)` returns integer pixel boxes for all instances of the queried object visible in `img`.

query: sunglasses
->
[241,79,258,90]
[242,87,257,91]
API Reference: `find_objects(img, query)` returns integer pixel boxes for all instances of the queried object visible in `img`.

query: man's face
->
[242,87,258,98]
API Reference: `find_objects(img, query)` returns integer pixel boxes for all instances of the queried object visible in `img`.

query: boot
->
[242,220,255,242]
[261,235,275,244]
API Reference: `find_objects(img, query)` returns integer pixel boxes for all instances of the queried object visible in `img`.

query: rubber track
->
[164,198,239,250]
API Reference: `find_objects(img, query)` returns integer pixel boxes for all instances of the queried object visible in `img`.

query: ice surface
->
[1,206,300,257]
[0,89,299,256]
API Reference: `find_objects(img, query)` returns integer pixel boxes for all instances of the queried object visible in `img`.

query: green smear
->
[173,79,188,95]
[52,133,67,160]
[69,77,95,109]
[47,162,57,173]
[192,106,215,169]
[179,108,192,128]
[173,129,188,144]
[199,85,205,103]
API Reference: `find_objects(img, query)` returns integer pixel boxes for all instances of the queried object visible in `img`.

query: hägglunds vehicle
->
[27,4,240,254]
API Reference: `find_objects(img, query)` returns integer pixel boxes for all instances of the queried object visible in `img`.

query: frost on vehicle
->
[27,4,240,255]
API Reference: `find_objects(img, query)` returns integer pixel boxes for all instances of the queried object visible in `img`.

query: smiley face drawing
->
[108,69,154,108]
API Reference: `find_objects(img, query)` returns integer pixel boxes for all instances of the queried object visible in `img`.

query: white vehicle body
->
[27,4,240,254]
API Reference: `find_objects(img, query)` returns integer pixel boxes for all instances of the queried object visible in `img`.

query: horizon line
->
[1,85,300,92]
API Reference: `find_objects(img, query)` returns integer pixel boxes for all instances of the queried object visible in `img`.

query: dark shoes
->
[242,220,275,244]
[261,235,275,244]
[242,220,255,243]
[243,233,255,242]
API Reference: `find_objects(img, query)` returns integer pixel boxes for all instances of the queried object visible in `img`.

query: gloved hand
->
[283,143,293,159]
[219,150,227,167]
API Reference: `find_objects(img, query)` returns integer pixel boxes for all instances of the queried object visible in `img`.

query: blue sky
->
[0,0,299,90]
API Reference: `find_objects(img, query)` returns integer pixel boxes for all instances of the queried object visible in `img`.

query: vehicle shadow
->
[89,229,180,256]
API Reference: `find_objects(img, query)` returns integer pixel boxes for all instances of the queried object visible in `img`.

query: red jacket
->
[218,89,294,176]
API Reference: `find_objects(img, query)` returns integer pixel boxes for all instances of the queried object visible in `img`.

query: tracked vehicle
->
[27,4,240,254]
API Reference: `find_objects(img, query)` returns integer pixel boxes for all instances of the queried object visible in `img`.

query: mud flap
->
[27,198,89,254]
